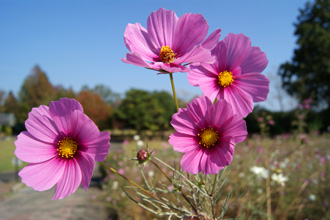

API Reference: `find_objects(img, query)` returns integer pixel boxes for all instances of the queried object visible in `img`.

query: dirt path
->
[0,185,110,220]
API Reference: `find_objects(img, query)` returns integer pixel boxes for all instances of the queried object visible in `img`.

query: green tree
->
[0,90,5,112]
[19,65,56,108]
[114,89,166,132]
[54,85,76,100]
[4,91,18,115]
[278,0,330,109]
[151,91,176,130]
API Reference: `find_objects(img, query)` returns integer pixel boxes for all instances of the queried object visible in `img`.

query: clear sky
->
[0,0,310,111]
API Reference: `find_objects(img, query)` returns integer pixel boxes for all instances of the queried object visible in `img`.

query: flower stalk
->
[101,162,158,200]
[169,73,179,111]
[150,159,198,215]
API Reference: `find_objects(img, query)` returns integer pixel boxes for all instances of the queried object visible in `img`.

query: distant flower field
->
[101,133,330,220]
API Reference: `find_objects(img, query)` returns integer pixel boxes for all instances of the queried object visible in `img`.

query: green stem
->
[150,159,198,215]
[150,160,172,183]
[169,73,179,111]
[209,173,218,197]
[101,162,157,199]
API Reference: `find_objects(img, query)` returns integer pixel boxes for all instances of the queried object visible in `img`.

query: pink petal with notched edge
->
[180,147,205,174]
[223,33,252,71]
[25,105,58,143]
[201,29,221,50]
[198,74,220,103]
[53,158,82,200]
[188,63,218,86]
[213,40,228,72]
[211,100,233,129]
[170,108,196,135]
[173,13,208,55]
[122,53,155,69]
[69,110,100,145]
[169,132,198,153]
[235,73,270,102]
[187,67,202,86]
[49,98,84,135]
[81,131,111,162]
[175,45,215,65]
[186,96,212,128]
[240,47,268,74]
[15,131,57,163]
[200,145,228,175]
[217,136,235,164]
[76,152,95,191]
[147,8,178,48]
[220,116,247,143]
[124,23,158,61]
[217,138,235,164]
[222,85,254,118]
[68,110,110,161]
[19,157,65,191]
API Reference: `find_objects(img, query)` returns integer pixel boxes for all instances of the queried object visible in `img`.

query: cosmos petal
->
[171,108,196,135]
[222,85,254,118]
[223,33,252,70]
[121,53,154,69]
[53,158,82,200]
[24,105,59,143]
[49,98,84,135]
[15,131,57,163]
[124,23,158,60]
[175,45,215,65]
[19,157,65,192]
[169,132,198,153]
[235,73,270,102]
[180,147,204,174]
[173,13,208,54]
[202,29,222,50]
[76,152,95,191]
[147,8,178,48]
[240,47,268,74]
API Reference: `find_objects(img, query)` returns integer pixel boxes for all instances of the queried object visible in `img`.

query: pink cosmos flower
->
[122,8,221,73]
[15,98,110,200]
[169,96,247,175]
[188,33,270,117]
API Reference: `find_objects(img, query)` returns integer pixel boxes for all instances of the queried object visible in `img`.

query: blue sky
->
[0,0,310,111]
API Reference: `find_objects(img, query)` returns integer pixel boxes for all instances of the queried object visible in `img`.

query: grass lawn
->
[0,137,21,172]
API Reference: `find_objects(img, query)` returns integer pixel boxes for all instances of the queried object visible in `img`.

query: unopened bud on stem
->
[137,149,150,164]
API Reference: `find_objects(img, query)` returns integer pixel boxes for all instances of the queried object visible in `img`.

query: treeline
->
[245,105,328,137]
[1,65,328,136]
[0,65,178,134]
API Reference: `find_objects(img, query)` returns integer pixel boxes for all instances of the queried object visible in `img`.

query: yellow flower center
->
[218,70,235,87]
[57,137,78,158]
[198,126,219,148]
[159,46,176,63]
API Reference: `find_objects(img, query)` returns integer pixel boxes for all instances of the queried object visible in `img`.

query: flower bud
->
[137,149,149,163]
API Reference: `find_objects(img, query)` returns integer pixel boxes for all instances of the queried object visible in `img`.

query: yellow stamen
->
[218,70,235,87]
[57,137,78,158]
[159,46,176,63]
[198,126,219,148]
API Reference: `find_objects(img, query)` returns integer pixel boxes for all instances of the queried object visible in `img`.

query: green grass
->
[0,138,20,172]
